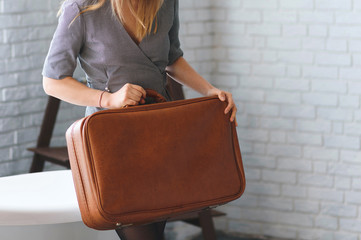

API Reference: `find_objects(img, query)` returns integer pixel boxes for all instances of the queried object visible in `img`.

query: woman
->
[42,0,237,239]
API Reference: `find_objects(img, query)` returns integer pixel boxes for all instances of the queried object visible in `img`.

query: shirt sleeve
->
[42,1,84,80]
[167,0,183,66]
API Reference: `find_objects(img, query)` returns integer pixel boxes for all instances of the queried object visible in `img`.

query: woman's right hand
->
[102,83,146,109]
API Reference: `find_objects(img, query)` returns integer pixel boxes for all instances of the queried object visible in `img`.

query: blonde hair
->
[60,0,164,40]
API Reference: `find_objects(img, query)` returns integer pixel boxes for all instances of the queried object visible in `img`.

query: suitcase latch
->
[209,205,219,209]
[116,223,133,228]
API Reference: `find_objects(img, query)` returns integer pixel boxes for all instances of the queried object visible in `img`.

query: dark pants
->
[115,221,166,240]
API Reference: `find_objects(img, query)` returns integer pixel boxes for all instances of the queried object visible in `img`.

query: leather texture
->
[66,93,246,230]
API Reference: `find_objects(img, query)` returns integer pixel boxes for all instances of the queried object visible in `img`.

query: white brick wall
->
[209,0,361,239]
[0,0,84,175]
[2,0,361,239]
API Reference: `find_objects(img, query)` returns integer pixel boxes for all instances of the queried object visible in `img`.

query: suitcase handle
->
[144,89,167,103]
[123,89,167,108]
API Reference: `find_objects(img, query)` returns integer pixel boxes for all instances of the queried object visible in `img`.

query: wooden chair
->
[28,96,70,172]
[27,78,224,240]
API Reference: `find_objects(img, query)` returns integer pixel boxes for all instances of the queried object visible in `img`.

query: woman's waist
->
[86,70,167,93]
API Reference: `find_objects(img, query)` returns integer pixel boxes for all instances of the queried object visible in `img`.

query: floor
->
[189,231,269,240]
[164,222,278,240]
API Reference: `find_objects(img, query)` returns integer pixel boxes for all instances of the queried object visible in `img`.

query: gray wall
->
[0,0,84,175]
[208,0,361,239]
[1,0,361,239]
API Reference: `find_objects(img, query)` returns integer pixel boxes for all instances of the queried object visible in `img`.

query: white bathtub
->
[0,170,118,240]
[0,222,118,240]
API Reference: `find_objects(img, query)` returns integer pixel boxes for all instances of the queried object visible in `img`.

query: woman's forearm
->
[165,57,215,96]
[43,77,147,109]
[43,76,102,107]
[166,57,237,123]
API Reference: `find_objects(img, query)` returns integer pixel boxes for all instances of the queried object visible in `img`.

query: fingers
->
[218,92,226,101]
[108,83,147,108]
[219,91,238,124]
[123,84,147,106]
[223,93,234,113]
[129,84,147,99]
[230,106,237,123]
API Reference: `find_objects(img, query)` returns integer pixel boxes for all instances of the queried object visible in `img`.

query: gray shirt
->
[42,0,183,115]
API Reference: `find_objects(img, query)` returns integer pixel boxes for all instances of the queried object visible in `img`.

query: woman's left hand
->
[207,88,237,126]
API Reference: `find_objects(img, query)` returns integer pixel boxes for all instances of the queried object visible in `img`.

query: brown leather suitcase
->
[65,90,245,230]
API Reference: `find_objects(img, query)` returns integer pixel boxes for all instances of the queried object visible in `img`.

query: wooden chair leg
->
[157,221,166,240]
[29,154,45,173]
[198,210,217,240]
